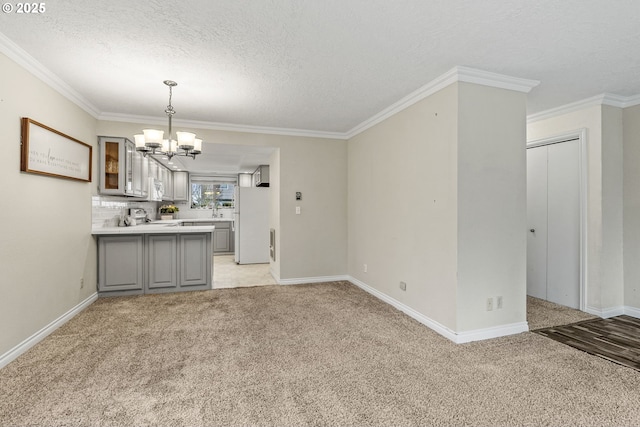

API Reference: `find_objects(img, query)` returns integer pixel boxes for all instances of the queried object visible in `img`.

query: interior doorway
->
[526,131,586,310]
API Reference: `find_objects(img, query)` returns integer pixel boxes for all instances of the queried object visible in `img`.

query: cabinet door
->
[180,233,211,287]
[98,236,144,292]
[173,171,189,201]
[131,150,144,196]
[213,227,231,253]
[140,155,149,197]
[124,141,135,195]
[148,159,159,180]
[161,167,174,200]
[146,234,178,291]
[99,137,136,196]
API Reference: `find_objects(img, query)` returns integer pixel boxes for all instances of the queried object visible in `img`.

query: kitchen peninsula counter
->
[91,218,233,235]
[93,220,218,296]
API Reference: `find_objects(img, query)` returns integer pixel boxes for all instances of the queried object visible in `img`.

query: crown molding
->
[345,66,540,139]
[455,65,540,93]
[0,31,101,118]
[10,29,637,141]
[527,93,640,124]
[621,94,640,108]
[98,112,347,140]
[526,94,611,124]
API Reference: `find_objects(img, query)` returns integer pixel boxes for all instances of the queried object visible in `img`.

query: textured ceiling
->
[1,0,639,135]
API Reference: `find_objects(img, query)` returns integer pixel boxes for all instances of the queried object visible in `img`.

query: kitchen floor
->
[213,255,277,289]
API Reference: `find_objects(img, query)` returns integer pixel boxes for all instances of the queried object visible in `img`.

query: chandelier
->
[134,80,202,159]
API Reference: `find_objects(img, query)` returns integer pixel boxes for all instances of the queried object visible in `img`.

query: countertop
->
[92,218,232,235]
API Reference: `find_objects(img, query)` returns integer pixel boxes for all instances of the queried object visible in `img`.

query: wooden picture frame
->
[20,118,92,182]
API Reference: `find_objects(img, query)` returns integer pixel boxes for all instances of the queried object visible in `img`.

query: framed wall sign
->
[20,118,92,182]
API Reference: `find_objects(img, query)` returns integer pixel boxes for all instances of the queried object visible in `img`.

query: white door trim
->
[527,128,588,311]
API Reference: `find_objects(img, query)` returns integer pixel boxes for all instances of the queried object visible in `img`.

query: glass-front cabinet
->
[99,136,135,196]
[98,135,172,199]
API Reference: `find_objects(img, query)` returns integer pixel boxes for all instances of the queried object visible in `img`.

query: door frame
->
[526,128,587,311]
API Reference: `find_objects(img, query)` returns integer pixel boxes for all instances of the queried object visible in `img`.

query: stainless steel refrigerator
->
[234,186,270,264]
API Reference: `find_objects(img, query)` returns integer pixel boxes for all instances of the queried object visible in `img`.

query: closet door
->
[526,139,580,309]
[526,146,548,300]
[546,140,580,308]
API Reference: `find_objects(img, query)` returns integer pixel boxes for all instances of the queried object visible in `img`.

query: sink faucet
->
[212,206,219,218]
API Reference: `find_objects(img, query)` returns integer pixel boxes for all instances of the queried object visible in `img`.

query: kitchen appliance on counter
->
[234,186,269,264]
[119,208,147,226]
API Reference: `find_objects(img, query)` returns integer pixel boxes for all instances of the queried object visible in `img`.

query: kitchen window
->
[190,175,236,209]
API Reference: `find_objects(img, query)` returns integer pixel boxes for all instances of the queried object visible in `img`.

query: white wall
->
[348,84,459,331]
[623,105,640,310]
[0,52,98,357]
[348,81,528,337]
[456,83,528,332]
[527,104,625,314]
[601,106,624,310]
[95,121,348,283]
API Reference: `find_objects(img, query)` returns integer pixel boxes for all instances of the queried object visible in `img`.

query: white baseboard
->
[269,267,280,284]
[0,292,98,370]
[277,275,350,285]
[348,276,529,344]
[586,305,625,318]
[623,306,640,318]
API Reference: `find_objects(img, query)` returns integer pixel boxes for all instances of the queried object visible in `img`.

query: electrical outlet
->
[363,264,368,273]
[497,296,503,309]
[486,297,493,311]
[399,281,407,291]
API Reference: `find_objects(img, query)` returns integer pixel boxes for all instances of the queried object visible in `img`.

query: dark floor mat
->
[534,315,640,372]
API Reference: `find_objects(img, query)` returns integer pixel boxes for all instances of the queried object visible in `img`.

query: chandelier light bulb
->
[142,129,163,148]
[193,138,202,154]
[176,131,196,150]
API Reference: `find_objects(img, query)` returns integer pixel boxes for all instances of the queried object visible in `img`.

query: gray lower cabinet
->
[213,221,234,253]
[97,232,212,296]
[146,234,178,292]
[180,234,209,286]
[182,221,234,254]
[98,235,144,292]
[214,226,231,253]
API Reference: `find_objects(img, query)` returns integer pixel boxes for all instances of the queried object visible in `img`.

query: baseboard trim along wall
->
[348,277,529,344]
[0,292,98,370]
[277,275,350,286]
[586,305,625,318]
[624,306,640,318]
[586,305,640,319]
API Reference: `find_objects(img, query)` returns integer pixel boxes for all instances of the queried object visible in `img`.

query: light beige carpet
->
[527,295,598,330]
[1,282,639,426]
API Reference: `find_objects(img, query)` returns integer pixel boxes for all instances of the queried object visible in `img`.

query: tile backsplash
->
[92,197,234,228]
[92,196,160,228]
